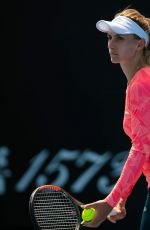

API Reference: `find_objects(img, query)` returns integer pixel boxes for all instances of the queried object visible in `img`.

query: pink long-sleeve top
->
[105,67,150,207]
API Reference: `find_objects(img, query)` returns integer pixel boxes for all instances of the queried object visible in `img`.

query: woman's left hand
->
[81,200,112,228]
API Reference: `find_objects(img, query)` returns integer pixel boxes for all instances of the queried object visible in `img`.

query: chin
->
[110,55,120,64]
[110,59,120,64]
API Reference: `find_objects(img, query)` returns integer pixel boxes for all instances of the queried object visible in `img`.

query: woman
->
[81,8,150,230]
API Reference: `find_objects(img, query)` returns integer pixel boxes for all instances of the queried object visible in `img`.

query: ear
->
[137,38,145,50]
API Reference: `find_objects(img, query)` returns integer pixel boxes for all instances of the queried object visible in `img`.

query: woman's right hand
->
[107,198,126,223]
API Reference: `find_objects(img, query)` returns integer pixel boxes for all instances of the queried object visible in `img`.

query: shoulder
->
[129,66,150,94]
[137,66,150,82]
[126,68,150,107]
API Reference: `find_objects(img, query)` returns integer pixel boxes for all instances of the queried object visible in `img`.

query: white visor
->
[96,16,149,47]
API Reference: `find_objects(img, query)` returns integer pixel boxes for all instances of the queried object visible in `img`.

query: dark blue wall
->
[2,1,149,229]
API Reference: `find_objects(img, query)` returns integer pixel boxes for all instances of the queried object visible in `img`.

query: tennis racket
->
[29,184,86,229]
[29,184,117,229]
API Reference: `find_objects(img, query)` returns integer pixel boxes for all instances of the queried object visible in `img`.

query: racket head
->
[29,185,81,230]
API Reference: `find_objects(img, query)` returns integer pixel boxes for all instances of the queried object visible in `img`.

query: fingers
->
[81,204,98,227]
[118,198,126,208]
[81,200,113,228]
[109,209,119,216]
[107,210,126,223]
[107,215,117,223]
[119,198,124,207]
[81,218,103,228]
[81,204,103,228]
[81,203,94,209]
[107,210,119,223]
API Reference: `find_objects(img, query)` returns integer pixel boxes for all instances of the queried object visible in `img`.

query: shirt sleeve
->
[129,82,150,157]
[104,149,146,207]
[104,82,150,207]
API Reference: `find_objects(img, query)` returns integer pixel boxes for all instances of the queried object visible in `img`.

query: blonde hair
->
[115,8,150,65]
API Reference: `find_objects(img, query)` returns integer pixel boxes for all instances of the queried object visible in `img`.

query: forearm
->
[104,149,146,207]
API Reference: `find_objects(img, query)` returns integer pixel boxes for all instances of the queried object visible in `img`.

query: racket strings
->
[33,189,80,229]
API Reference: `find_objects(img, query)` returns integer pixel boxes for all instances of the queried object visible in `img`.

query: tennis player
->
[81,8,150,230]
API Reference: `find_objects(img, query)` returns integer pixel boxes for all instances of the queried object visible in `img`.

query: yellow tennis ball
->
[81,208,96,222]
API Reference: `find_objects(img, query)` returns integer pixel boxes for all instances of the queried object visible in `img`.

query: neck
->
[120,57,146,84]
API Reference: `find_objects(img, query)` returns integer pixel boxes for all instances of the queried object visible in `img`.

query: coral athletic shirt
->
[105,67,150,208]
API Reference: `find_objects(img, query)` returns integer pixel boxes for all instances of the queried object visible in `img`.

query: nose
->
[108,39,115,49]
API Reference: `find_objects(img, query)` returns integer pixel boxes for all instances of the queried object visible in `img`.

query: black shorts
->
[140,188,150,230]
